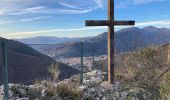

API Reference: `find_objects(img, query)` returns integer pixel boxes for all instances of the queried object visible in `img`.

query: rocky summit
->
[0,70,165,100]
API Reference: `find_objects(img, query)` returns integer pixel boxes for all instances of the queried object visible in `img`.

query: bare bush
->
[115,46,170,99]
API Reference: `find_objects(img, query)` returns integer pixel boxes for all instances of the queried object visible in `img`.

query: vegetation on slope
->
[94,44,170,99]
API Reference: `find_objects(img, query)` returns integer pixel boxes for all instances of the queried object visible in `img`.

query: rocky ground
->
[1,70,167,100]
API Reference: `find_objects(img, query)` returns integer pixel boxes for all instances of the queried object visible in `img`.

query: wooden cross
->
[85,0,135,84]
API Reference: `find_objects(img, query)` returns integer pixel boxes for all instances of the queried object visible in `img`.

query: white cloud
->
[5,19,170,38]
[116,0,166,8]
[136,20,170,27]
[20,16,50,22]
[54,7,98,14]
[0,20,15,24]
[7,26,106,36]
[115,1,131,8]
[59,2,82,10]
[92,0,104,8]
[133,0,165,4]
[116,20,170,29]
[24,6,46,11]
[0,11,4,15]
[0,0,103,16]
[0,16,50,24]
[0,6,49,15]
[7,19,170,36]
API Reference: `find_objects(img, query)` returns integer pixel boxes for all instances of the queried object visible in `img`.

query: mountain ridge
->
[16,26,170,58]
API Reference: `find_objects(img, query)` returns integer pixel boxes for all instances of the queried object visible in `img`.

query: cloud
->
[0,0,103,16]
[115,1,131,8]
[133,0,165,4]
[0,20,15,24]
[116,20,170,29]
[53,7,98,14]
[1,6,97,15]
[7,26,106,36]
[59,2,82,10]
[0,6,47,15]
[0,11,3,15]
[5,19,170,37]
[92,0,104,8]
[20,16,50,22]
[0,16,50,24]
[136,20,170,27]
[116,0,166,8]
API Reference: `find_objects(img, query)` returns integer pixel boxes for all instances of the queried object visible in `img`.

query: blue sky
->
[0,0,170,39]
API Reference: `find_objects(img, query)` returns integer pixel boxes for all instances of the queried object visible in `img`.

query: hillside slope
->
[0,37,79,84]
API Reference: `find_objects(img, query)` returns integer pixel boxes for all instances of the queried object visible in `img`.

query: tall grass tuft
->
[48,61,60,81]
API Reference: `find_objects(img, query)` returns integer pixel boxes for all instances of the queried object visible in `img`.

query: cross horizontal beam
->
[86,20,135,26]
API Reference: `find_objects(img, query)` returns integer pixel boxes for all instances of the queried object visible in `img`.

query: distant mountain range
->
[0,37,79,84]
[16,26,170,58]
[17,36,91,44]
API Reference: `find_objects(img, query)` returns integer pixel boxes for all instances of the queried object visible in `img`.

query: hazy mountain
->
[0,37,79,84]
[91,26,170,53]
[17,26,170,58]
[16,36,86,44]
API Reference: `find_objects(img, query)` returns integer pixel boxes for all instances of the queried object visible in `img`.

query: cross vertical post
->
[108,0,114,84]
[85,0,135,84]
[1,41,9,100]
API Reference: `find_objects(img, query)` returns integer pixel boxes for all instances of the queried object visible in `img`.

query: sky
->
[0,0,170,39]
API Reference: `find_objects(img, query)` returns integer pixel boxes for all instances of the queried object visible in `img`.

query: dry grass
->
[29,77,82,100]
[48,62,60,81]
[56,82,82,100]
